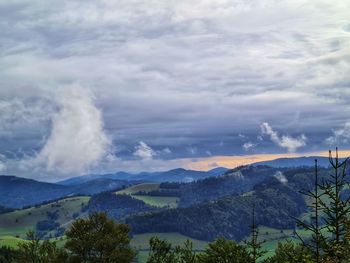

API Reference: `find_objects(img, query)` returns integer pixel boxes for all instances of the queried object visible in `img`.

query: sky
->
[0,0,350,180]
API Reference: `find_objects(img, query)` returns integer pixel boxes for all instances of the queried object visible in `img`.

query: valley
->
[0,158,333,262]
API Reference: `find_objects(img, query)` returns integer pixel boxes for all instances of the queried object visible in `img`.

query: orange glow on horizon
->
[185,150,350,171]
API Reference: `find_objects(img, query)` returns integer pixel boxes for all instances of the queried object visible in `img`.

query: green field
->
[116,183,161,195]
[116,183,179,208]
[0,196,90,239]
[132,195,179,208]
[132,232,209,263]
[0,236,27,248]
[132,232,208,250]
[0,226,308,262]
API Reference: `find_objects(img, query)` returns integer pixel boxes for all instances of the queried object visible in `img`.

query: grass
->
[132,232,208,250]
[0,236,27,248]
[132,196,179,208]
[132,232,209,263]
[116,183,179,208]
[0,196,90,239]
[116,183,160,195]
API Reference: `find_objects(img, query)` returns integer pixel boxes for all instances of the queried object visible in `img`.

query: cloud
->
[0,0,350,179]
[159,147,172,155]
[21,85,110,175]
[325,122,350,145]
[274,171,288,184]
[242,142,256,151]
[133,141,156,160]
[187,146,198,155]
[260,122,307,152]
[0,159,5,173]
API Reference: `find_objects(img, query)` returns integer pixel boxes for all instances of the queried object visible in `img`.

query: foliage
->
[178,166,280,207]
[88,192,155,220]
[295,149,350,263]
[126,174,307,241]
[264,241,313,263]
[65,212,136,263]
[0,246,19,263]
[147,237,177,263]
[147,237,197,263]
[245,205,266,262]
[318,150,350,262]
[16,231,68,263]
[197,237,252,263]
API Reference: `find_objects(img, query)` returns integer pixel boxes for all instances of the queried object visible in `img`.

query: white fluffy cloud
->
[133,141,156,160]
[325,122,350,145]
[21,85,110,175]
[261,122,307,152]
[242,142,256,151]
[274,171,288,184]
[0,0,350,179]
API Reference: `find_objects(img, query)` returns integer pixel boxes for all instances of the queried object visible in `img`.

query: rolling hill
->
[57,167,230,185]
[0,175,133,208]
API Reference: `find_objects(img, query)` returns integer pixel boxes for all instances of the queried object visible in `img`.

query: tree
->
[245,204,266,262]
[147,237,197,263]
[147,237,176,263]
[265,241,313,263]
[197,237,252,263]
[17,231,68,263]
[318,149,350,262]
[175,240,197,263]
[293,148,350,262]
[0,246,19,263]
[65,212,136,263]
[295,159,325,263]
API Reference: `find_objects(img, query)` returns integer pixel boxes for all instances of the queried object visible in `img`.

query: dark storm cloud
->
[0,0,349,178]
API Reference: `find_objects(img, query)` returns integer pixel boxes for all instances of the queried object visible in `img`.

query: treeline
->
[178,165,289,207]
[1,149,350,263]
[126,176,307,241]
[125,165,339,242]
[0,205,13,214]
[0,213,135,263]
[88,192,156,220]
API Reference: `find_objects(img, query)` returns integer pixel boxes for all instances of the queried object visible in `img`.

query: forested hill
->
[88,192,156,220]
[125,166,333,241]
[0,175,133,208]
[178,165,281,207]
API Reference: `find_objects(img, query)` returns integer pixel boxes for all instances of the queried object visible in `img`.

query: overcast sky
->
[0,0,350,180]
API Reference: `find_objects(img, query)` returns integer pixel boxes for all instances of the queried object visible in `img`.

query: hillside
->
[0,196,90,239]
[0,175,132,208]
[58,167,229,185]
[178,165,281,207]
[125,166,334,241]
[0,176,74,209]
[253,156,334,168]
[88,192,156,220]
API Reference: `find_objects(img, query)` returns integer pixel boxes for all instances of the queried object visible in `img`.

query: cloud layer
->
[0,0,349,178]
[260,122,307,152]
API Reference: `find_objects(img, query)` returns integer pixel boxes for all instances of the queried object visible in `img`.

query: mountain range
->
[0,156,331,209]
[57,167,229,185]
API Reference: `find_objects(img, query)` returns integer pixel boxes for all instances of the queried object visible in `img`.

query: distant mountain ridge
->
[57,167,230,185]
[253,156,341,168]
[0,175,133,208]
[1,156,340,209]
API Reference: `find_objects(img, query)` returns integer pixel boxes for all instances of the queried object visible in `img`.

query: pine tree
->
[295,159,324,263]
[245,204,266,263]
[318,148,350,261]
[295,148,350,262]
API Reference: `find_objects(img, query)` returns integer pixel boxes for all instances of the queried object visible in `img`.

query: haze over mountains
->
[0,156,328,209]
[1,153,350,263]
[57,167,229,185]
